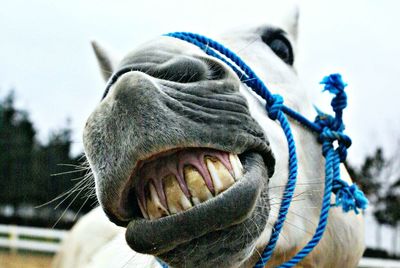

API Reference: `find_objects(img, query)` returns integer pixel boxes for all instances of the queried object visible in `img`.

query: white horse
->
[54,9,365,268]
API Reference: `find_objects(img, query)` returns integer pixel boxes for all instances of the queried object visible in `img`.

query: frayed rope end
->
[320,73,348,94]
[334,182,369,214]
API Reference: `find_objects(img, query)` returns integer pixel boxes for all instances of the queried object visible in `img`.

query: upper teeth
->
[146,182,169,220]
[136,152,243,220]
[205,156,235,195]
[164,174,193,214]
[184,166,213,205]
[230,154,243,179]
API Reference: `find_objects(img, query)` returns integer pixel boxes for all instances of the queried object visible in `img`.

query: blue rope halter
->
[154,32,369,268]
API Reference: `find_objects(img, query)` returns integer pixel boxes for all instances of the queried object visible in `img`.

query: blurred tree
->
[347,148,385,202]
[374,178,400,255]
[0,91,95,227]
[347,146,400,255]
[32,122,95,220]
[0,91,36,208]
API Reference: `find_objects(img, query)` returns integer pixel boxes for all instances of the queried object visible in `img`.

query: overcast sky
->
[1,0,399,166]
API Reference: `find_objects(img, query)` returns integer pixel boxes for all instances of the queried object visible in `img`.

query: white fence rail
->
[359,257,400,268]
[0,224,68,253]
[1,224,400,267]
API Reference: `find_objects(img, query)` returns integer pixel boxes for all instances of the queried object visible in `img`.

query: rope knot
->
[320,128,351,161]
[320,74,348,130]
[315,74,352,162]
[268,94,283,120]
[332,180,369,214]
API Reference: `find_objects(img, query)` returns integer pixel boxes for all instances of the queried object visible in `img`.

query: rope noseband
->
[104,32,369,268]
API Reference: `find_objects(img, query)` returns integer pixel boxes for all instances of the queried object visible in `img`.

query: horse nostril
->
[144,56,227,83]
[147,56,208,83]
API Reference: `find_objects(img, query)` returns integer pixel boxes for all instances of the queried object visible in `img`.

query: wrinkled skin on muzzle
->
[83,38,275,267]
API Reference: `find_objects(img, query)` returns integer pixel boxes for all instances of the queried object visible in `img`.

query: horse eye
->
[262,34,294,65]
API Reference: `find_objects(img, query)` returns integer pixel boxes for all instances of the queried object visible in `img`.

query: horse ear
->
[283,4,299,41]
[91,40,120,81]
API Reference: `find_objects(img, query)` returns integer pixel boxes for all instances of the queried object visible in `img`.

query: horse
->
[53,9,365,268]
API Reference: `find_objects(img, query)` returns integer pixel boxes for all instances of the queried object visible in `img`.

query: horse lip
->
[124,152,268,255]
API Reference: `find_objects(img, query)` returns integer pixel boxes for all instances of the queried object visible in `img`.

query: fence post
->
[9,225,18,254]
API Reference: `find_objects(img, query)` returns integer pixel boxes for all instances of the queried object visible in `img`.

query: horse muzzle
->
[83,47,275,265]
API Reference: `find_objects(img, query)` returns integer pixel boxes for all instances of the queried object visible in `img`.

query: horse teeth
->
[229,154,243,180]
[205,156,235,195]
[184,166,214,205]
[135,149,243,220]
[163,175,192,214]
[146,182,169,220]
[137,195,149,219]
